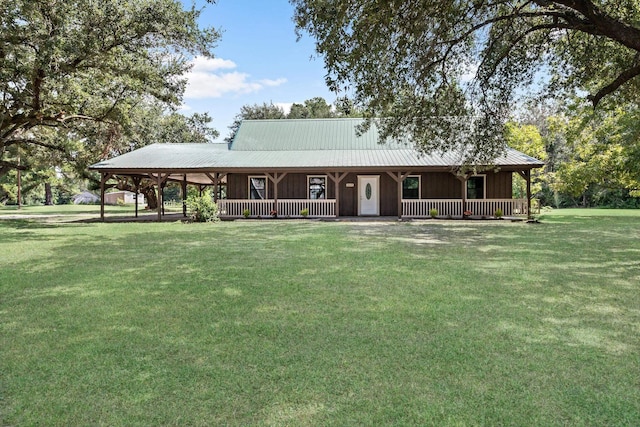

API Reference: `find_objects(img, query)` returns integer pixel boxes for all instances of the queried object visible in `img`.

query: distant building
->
[104,191,145,206]
[73,191,99,204]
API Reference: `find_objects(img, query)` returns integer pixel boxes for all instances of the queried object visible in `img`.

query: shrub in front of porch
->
[186,193,219,222]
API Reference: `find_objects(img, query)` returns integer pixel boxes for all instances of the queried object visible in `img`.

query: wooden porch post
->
[455,172,469,218]
[328,172,348,217]
[154,173,169,222]
[132,176,141,218]
[386,171,412,219]
[182,175,188,218]
[100,173,112,221]
[518,170,532,219]
[205,172,227,203]
[266,172,286,215]
[157,174,163,221]
[213,173,219,203]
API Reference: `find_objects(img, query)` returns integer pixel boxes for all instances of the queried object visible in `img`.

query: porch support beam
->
[152,173,169,222]
[328,172,348,217]
[454,171,471,218]
[518,170,532,219]
[132,176,142,218]
[205,172,227,203]
[266,172,287,214]
[182,175,188,217]
[100,173,113,221]
[386,171,412,219]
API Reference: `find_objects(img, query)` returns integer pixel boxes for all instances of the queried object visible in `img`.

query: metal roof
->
[230,118,408,151]
[90,119,544,172]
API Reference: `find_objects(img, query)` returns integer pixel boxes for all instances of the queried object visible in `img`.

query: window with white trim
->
[402,175,421,199]
[248,176,267,199]
[308,175,326,199]
[466,175,485,199]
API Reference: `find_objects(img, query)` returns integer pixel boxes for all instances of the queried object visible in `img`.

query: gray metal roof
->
[91,119,544,172]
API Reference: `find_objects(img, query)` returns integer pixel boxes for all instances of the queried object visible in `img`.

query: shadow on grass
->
[2,217,639,425]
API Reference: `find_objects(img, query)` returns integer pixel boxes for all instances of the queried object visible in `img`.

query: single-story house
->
[90,118,544,220]
[103,190,145,206]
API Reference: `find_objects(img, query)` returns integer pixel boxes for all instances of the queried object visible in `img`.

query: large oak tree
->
[291,0,640,162]
[0,0,219,177]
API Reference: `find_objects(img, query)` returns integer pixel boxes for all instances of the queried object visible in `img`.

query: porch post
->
[157,174,163,222]
[213,173,219,203]
[386,171,411,219]
[182,175,188,218]
[525,169,532,219]
[100,173,109,221]
[132,176,141,218]
[328,172,348,217]
[518,170,533,219]
[455,173,469,218]
[266,172,286,215]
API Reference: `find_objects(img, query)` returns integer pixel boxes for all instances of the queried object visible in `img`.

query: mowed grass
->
[1,209,639,425]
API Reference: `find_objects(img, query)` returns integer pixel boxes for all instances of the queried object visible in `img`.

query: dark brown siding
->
[486,172,512,198]
[339,173,358,216]
[227,173,335,199]
[423,172,462,198]
[380,173,398,216]
[277,173,335,199]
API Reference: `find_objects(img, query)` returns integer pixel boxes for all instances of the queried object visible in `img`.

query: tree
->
[292,0,640,162]
[504,121,547,199]
[0,0,219,177]
[225,102,286,143]
[552,103,640,207]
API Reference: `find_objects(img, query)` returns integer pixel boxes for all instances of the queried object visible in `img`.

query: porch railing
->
[219,198,527,218]
[218,199,336,218]
[402,198,528,218]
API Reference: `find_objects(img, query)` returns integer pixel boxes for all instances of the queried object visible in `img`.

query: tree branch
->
[4,138,66,151]
[587,63,640,107]
[0,160,27,174]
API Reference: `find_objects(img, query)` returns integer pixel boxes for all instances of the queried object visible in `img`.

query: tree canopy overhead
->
[0,0,220,176]
[291,0,640,161]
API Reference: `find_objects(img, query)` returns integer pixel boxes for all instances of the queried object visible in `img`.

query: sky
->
[178,0,335,142]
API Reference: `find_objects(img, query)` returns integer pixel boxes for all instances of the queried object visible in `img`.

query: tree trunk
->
[44,182,53,205]
[143,187,158,210]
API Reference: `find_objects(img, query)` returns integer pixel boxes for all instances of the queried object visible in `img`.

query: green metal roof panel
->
[230,118,410,151]
[91,144,544,171]
[90,118,544,171]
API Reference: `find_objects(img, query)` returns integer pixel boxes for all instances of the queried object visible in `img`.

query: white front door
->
[358,175,380,216]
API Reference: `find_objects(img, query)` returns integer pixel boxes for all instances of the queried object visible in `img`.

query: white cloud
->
[460,63,478,83]
[274,102,293,115]
[260,78,288,87]
[184,56,287,99]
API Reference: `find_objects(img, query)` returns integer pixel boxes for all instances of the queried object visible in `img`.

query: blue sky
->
[179,0,335,141]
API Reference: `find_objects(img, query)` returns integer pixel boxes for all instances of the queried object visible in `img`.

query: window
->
[248,176,267,199]
[308,176,326,199]
[402,175,420,199]
[467,176,485,199]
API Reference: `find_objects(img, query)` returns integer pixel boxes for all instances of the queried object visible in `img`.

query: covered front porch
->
[217,198,530,219]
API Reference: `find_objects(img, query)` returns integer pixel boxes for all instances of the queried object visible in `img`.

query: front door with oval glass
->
[358,175,380,216]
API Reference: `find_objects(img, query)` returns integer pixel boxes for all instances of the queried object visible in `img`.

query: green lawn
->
[1,209,639,425]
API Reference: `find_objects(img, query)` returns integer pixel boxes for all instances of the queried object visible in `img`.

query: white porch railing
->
[402,198,528,218]
[467,199,528,216]
[276,199,336,217]
[402,199,464,218]
[218,199,336,218]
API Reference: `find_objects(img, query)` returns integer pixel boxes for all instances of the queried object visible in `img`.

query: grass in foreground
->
[1,210,639,425]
